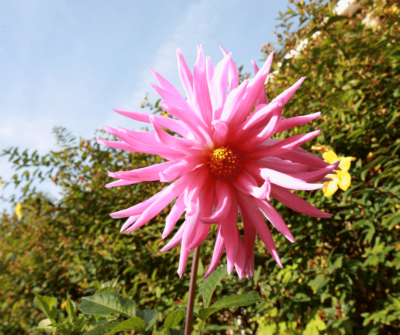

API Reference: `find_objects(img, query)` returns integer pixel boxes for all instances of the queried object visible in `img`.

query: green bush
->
[255,0,400,333]
[1,0,399,334]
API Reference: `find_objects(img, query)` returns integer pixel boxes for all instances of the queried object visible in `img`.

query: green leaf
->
[293,293,311,302]
[169,330,185,335]
[109,317,146,334]
[164,309,186,329]
[83,321,121,335]
[33,293,58,323]
[198,307,220,321]
[326,15,348,27]
[210,293,261,309]
[37,318,52,330]
[199,266,226,308]
[135,309,158,330]
[307,27,320,38]
[66,294,76,323]
[308,276,329,294]
[90,315,116,326]
[73,314,88,331]
[197,294,261,321]
[79,291,136,318]
[96,276,120,294]
[328,257,343,273]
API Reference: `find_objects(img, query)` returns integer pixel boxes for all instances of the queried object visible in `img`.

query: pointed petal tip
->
[219,45,228,55]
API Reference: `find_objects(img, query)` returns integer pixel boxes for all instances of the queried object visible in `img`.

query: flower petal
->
[209,53,231,120]
[114,109,189,137]
[219,45,239,92]
[160,157,202,182]
[201,180,232,223]
[204,226,225,278]
[245,162,324,191]
[274,77,305,105]
[176,48,195,109]
[221,195,239,274]
[323,150,338,164]
[337,170,351,191]
[237,193,282,267]
[112,161,176,181]
[276,112,321,133]
[151,84,212,145]
[193,45,213,125]
[271,185,332,218]
[233,53,273,127]
[187,184,214,250]
[338,156,356,172]
[163,196,185,238]
[323,179,339,197]
[256,198,295,243]
[250,129,321,158]
[284,162,339,183]
[161,222,186,251]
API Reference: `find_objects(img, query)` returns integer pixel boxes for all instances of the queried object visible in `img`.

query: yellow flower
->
[15,203,22,220]
[311,144,332,153]
[322,150,356,197]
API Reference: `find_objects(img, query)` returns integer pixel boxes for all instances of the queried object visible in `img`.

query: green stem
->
[200,320,206,335]
[184,246,201,335]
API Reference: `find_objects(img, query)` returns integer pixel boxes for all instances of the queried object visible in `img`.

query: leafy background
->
[1,0,399,334]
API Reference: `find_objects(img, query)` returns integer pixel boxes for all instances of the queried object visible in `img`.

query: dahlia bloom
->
[99,45,337,279]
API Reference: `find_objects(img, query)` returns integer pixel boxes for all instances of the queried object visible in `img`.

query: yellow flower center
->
[208,146,241,179]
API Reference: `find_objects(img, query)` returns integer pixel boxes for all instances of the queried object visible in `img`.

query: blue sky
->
[0,0,289,210]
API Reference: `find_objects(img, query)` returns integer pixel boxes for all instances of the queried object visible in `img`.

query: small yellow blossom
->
[322,150,356,197]
[15,203,22,220]
[0,179,2,190]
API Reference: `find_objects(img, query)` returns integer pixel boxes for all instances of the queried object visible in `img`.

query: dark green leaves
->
[199,267,226,308]
[66,293,77,322]
[79,291,136,318]
[210,294,261,309]
[33,293,58,324]
[136,309,158,331]
[326,15,349,27]
[108,317,145,333]
[95,276,120,294]
[83,321,121,335]
[197,294,262,321]
[33,282,158,335]
[164,309,186,329]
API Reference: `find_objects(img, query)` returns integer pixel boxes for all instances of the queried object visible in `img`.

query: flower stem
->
[184,246,201,335]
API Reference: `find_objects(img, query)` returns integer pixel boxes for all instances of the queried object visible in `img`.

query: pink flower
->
[99,45,336,279]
